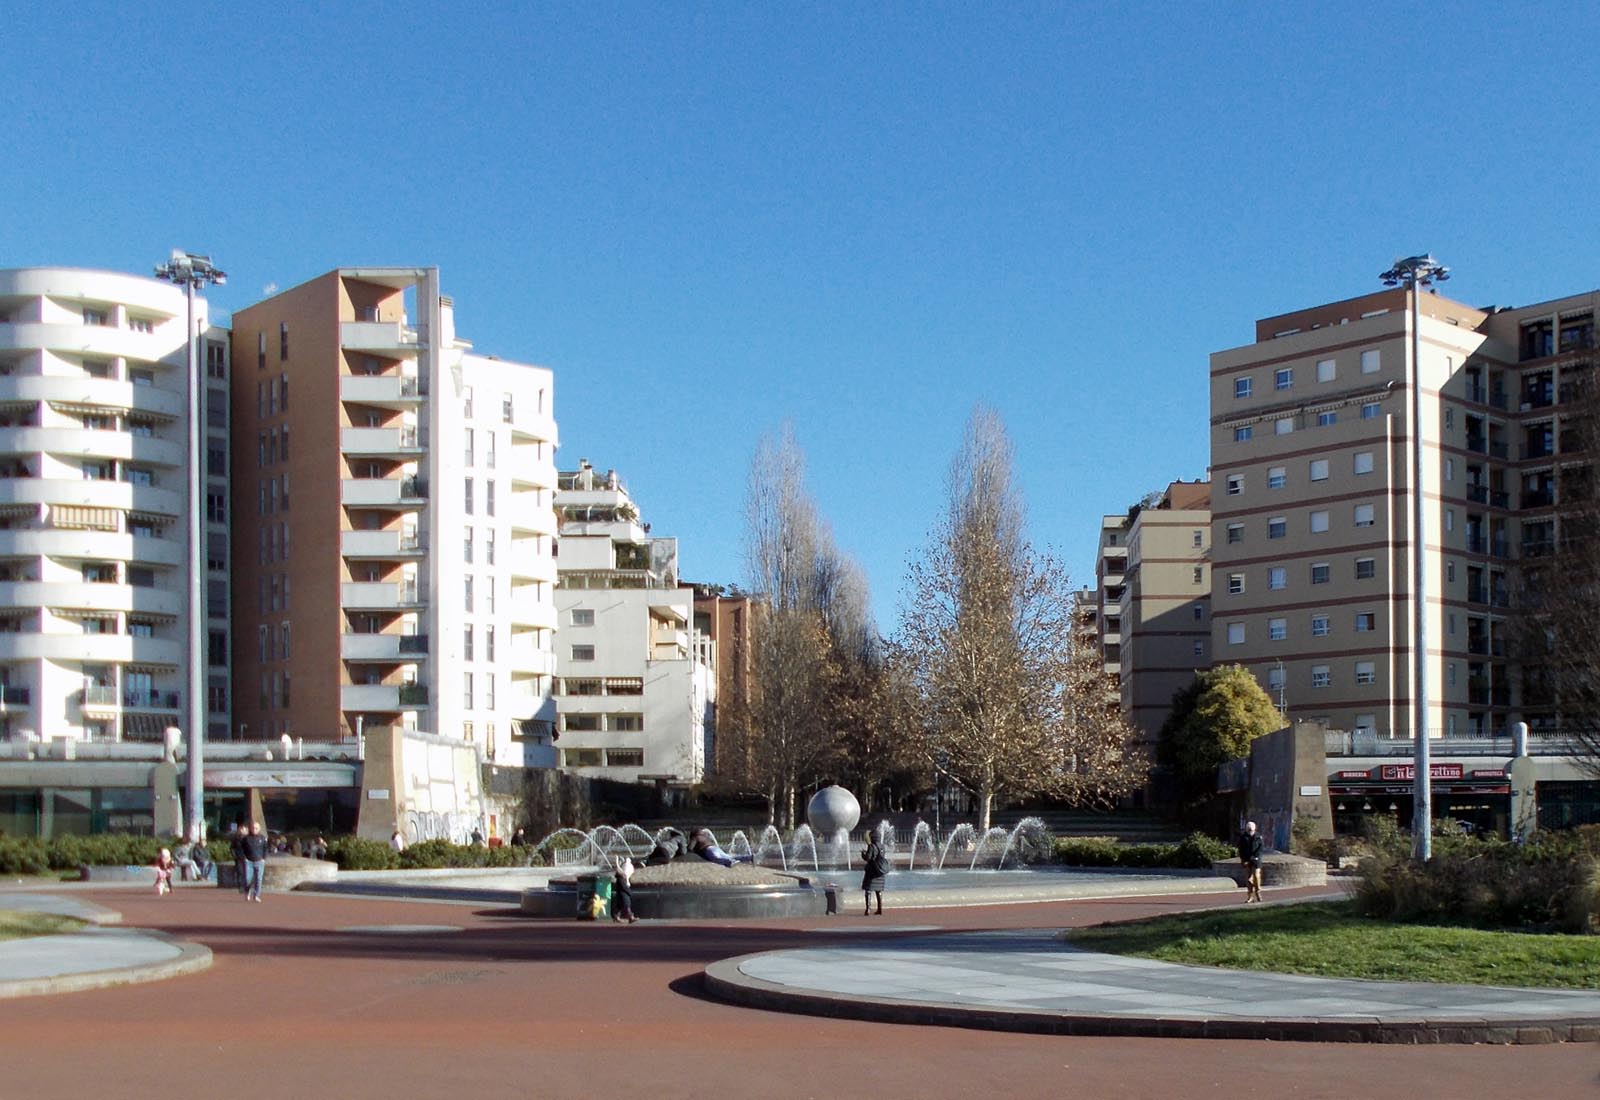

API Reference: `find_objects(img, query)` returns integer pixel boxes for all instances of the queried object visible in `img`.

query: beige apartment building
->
[1096,480,1211,746]
[229,268,561,770]
[1209,283,1597,739]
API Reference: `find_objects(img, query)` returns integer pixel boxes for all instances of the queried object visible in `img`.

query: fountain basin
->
[519,858,828,920]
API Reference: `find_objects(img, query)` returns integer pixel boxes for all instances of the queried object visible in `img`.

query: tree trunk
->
[978,788,993,832]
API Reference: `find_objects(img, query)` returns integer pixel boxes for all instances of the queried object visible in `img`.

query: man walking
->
[240,821,269,902]
[1237,820,1264,903]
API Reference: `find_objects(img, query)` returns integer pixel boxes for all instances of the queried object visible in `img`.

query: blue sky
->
[6,3,1598,628]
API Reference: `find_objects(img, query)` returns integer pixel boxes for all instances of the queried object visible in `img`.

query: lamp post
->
[154,251,226,842]
[1380,254,1449,862]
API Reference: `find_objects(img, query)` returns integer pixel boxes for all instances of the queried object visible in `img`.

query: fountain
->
[906,820,937,871]
[788,824,819,872]
[753,824,789,870]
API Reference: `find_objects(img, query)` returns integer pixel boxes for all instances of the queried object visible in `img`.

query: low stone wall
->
[216,856,337,891]
[1210,853,1327,889]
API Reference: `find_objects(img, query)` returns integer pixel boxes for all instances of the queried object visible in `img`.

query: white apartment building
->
[554,461,715,786]
[230,268,559,769]
[0,268,229,746]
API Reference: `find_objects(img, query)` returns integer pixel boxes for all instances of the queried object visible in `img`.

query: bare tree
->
[725,426,878,826]
[900,405,1145,829]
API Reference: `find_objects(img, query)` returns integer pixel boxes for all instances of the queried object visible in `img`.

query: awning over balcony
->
[49,504,119,531]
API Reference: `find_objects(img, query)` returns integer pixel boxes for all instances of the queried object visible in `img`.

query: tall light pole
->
[155,251,226,842]
[1380,254,1449,862]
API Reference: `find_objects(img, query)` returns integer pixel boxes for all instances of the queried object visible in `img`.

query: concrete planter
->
[1210,852,1327,889]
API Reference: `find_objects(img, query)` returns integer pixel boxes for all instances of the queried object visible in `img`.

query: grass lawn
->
[1067,901,1600,989]
[0,910,85,942]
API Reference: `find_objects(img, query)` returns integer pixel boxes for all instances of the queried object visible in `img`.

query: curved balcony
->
[0,529,184,567]
[0,580,183,618]
[0,322,185,367]
[0,633,181,666]
[508,593,558,631]
[339,374,425,408]
[507,505,558,539]
[504,406,557,445]
[0,477,183,518]
[340,682,428,711]
[0,374,185,421]
[0,427,184,468]
[509,452,558,489]
[0,269,186,318]
[506,544,557,583]
[340,529,425,559]
[341,426,422,458]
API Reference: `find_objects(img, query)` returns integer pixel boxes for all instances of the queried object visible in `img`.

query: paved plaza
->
[0,882,1595,1099]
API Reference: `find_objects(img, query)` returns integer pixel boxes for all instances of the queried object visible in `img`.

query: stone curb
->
[702,953,1600,1045]
[0,929,213,1000]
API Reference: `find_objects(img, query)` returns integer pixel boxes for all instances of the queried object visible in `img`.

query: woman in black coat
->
[860,836,889,915]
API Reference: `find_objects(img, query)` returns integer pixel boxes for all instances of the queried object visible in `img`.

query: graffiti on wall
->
[404,809,483,845]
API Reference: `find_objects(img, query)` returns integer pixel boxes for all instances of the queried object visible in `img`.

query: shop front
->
[1329,762,1511,837]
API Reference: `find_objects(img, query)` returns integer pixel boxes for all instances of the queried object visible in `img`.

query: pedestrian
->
[1237,820,1264,903]
[470,827,485,847]
[308,835,328,861]
[860,834,890,915]
[688,828,751,868]
[240,821,269,902]
[390,829,407,853]
[230,823,248,894]
[510,827,528,847]
[611,856,638,923]
[154,848,175,897]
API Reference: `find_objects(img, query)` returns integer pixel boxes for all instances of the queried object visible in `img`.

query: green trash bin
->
[575,872,614,920]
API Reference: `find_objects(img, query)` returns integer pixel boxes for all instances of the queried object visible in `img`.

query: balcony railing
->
[1520,442,1555,460]
[124,690,180,709]
[400,476,427,499]
[1522,489,1555,508]
[1522,539,1555,559]
[0,686,28,705]
[397,683,428,706]
[398,634,429,654]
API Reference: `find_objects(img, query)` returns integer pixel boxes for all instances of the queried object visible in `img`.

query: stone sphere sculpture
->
[806,785,861,835]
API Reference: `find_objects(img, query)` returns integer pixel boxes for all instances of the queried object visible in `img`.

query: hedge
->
[1053,831,1233,869]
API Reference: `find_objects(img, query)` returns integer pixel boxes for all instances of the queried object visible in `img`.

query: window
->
[1316,358,1336,382]
[1192,529,1204,548]
[207,492,227,522]
[1275,417,1294,435]
[1193,606,1204,621]
[1354,713,1376,734]
[610,714,643,732]
[462,386,473,417]
[1361,349,1381,374]
[502,393,514,423]
[606,748,644,767]
[486,626,495,662]
[1444,458,1454,482]
[1267,666,1286,694]
[486,480,495,517]
[129,368,153,386]
[1310,510,1329,533]
[1227,622,1245,645]
[1311,665,1331,688]
[486,530,495,565]
[464,428,474,465]
[1355,557,1376,579]
[1192,566,1203,584]
[1354,451,1374,475]
[463,671,473,709]
[1447,612,1457,635]
[464,477,474,514]
[1311,614,1331,636]
[1275,367,1293,391]
[1355,611,1375,632]
[1267,467,1286,489]
[486,433,497,468]
[1354,503,1375,528]
[464,626,474,661]
[1226,523,1243,544]
[82,307,108,326]
[464,528,474,563]
[1234,425,1253,442]
[1355,661,1376,685]
[1227,573,1244,595]
[1268,567,1287,590]
[1316,410,1337,427]
[1311,563,1330,584]
[1235,377,1253,398]
[464,575,473,612]
[1193,640,1205,657]
[1447,662,1457,686]
[1444,408,1454,429]
[279,322,289,360]
[1446,561,1455,583]
[208,630,227,666]
[1361,402,1381,419]
[1310,459,1329,481]
[279,372,288,411]
[1226,474,1243,495]
[1268,516,1286,539]
[1269,617,1287,641]
[571,609,595,626]
[1445,509,1454,532]
[485,673,495,709]
[571,644,595,661]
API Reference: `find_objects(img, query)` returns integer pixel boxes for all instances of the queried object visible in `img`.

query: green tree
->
[1158,664,1283,803]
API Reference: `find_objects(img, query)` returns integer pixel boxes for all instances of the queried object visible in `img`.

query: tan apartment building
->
[1097,480,1211,746]
[692,586,757,778]
[1208,282,1597,740]
[228,268,560,769]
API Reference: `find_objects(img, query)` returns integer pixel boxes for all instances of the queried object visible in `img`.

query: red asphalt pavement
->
[1,885,1594,1100]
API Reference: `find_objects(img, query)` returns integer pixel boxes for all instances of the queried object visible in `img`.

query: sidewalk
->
[705,927,1600,1044]
[0,892,211,999]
